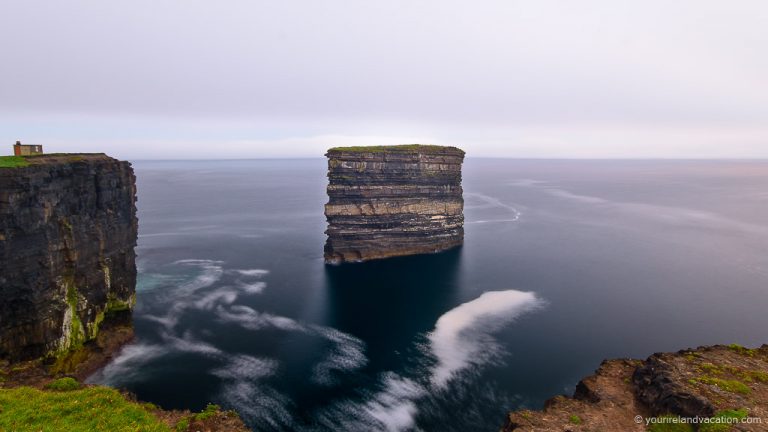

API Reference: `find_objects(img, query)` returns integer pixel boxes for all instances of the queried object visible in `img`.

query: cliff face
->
[324,145,465,264]
[0,154,138,362]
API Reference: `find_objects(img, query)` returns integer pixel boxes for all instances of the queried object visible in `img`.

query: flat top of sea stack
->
[326,144,464,156]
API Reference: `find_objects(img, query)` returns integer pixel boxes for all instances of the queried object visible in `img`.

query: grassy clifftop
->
[0,377,248,432]
[0,382,169,432]
[0,156,29,168]
[0,154,112,169]
[327,144,464,154]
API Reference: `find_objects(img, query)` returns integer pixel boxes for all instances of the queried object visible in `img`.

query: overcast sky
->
[1,0,766,159]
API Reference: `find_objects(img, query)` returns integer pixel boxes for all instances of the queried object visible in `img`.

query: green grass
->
[174,416,191,432]
[0,156,29,168]
[194,403,221,421]
[45,377,81,391]
[0,386,170,432]
[568,414,582,425]
[727,344,757,357]
[747,370,768,383]
[647,415,694,432]
[699,408,749,432]
[696,377,751,395]
[327,144,463,154]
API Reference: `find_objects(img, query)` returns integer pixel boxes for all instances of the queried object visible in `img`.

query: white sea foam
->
[361,375,424,432]
[233,269,270,277]
[318,289,542,432]
[172,260,225,296]
[467,219,522,225]
[212,354,277,381]
[214,304,306,332]
[310,326,368,385]
[174,259,225,265]
[428,290,541,388]
[237,281,267,294]
[464,193,522,222]
[194,287,239,309]
[86,343,167,385]
[168,332,223,355]
[213,355,295,429]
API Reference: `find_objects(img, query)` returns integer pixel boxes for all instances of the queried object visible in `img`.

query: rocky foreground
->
[324,144,465,264]
[503,344,768,431]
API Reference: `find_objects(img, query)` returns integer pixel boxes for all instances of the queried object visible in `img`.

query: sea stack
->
[0,154,138,361]
[324,144,465,264]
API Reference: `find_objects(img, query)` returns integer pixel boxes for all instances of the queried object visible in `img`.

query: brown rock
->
[324,145,465,264]
[502,345,768,432]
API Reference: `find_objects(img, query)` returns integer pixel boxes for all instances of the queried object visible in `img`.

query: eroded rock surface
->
[0,154,138,361]
[502,344,768,431]
[324,145,465,264]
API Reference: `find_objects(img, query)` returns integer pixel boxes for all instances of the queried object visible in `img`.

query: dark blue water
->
[89,159,768,431]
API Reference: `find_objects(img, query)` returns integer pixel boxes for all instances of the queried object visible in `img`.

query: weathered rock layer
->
[0,154,138,361]
[503,344,768,431]
[324,145,465,264]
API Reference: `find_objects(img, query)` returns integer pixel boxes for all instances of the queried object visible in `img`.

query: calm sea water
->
[89,159,768,431]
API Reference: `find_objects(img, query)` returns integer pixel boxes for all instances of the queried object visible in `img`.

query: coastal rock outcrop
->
[502,344,768,431]
[324,145,465,264]
[0,154,138,362]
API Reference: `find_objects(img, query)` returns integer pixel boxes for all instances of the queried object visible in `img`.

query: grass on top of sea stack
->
[327,144,464,154]
[0,385,170,432]
[0,156,30,168]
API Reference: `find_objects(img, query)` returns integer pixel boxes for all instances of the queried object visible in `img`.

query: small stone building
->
[13,141,43,156]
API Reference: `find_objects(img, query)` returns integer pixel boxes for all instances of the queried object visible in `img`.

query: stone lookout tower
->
[13,141,44,156]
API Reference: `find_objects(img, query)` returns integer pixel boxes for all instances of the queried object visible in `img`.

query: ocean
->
[88,158,768,431]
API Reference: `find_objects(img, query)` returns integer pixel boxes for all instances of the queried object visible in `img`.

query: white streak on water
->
[514,181,768,235]
[237,281,267,294]
[464,193,522,222]
[362,375,423,432]
[215,304,306,332]
[87,344,166,385]
[319,289,542,432]
[427,290,542,388]
[212,353,294,429]
[194,288,239,309]
[310,326,368,386]
[233,269,270,277]
[467,219,522,225]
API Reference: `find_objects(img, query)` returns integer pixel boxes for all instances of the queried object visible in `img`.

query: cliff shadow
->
[322,247,463,372]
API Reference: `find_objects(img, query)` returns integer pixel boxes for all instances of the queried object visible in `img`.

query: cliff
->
[324,144,465,264]
[502,344,768,431]
[0,154,138,362]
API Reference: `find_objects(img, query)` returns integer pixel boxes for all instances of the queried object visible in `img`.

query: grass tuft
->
[175,416,191,432]
[699,408,749,432]
[696,377,751,395]
[194,403,221,421]
[45,377,81,391]
[648,415,694,432]
[568,414,582,425]
[727,344,756,357]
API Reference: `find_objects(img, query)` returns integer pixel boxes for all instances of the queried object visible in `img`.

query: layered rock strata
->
[0,154,138,361]
[324,145,465,264]
[502,344,768,431]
